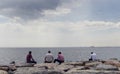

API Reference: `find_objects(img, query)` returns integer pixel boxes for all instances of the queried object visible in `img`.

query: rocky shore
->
[1,59,120,74]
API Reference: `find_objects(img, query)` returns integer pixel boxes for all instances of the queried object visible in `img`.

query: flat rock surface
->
[1,60,120,74]
[0,70,8,74]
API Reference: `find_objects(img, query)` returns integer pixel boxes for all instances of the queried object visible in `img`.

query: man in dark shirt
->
[26,51,37,64]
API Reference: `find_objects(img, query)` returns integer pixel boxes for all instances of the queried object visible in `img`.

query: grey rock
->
[65,70,120,74]
[85,61,101,67]
[14,67,63,74]
[13,61,120,74]
[0,70,8,74]
[96,64,119,71]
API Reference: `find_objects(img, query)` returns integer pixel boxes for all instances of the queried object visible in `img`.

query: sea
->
[0,47,120,65]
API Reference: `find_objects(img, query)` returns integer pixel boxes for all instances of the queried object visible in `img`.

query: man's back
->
[26,54,32,63]
[45,53,54,63]
[26,51,37,64]
[91,53,96,61]
[58,54,64,61]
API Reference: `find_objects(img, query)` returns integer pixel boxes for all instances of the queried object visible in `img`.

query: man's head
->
[48,50,51,53]
[29,51,32,54]
[58,52,61,54]
[91,52,93,54]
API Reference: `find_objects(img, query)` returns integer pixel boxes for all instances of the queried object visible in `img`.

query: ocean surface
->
[0,47,120,65]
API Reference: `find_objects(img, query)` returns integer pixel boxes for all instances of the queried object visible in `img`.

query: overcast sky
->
[0,0,120,47]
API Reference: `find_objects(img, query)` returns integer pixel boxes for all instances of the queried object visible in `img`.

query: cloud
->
[0,0,62,20]
[42,7,71,17]
[0,20,120,47]
[0,0,84,21]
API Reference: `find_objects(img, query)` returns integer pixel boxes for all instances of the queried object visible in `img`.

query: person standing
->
[44,50,54,63]
[26,51,37,64]
[54,52,64,64]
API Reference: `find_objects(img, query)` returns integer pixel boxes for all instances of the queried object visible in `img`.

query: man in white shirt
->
[44,51,54,63]
[89,52,97,61]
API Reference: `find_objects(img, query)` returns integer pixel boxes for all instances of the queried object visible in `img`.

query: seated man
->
[54,52,64,64]
[44,51,54,63]
[26,51,37,64]
[89,52,97,61]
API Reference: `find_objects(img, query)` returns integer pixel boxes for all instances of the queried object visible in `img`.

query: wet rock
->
[102,60,120,67]
[0,70,8,74]
[16,63,35,67]
[11,60,120,74]
[14,67,63,74]
[109,58,118,60]
[55,64,74,72]
[85,61,101,67]
[65,70,120,74]
[64,62,84,66]
[34,63,57,70]
[0,67,9,71]
[66,66,84,73]
[96,64,119,71]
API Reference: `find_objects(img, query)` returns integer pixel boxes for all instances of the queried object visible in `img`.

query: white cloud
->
[0,20,120,47]
[41,0,83,17]
[42,7,71,17]
[0,0,120,47]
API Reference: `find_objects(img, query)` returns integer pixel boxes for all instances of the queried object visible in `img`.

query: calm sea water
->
[0,47,120,65]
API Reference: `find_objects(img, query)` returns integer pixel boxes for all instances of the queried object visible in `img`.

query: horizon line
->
[0,46,120,48]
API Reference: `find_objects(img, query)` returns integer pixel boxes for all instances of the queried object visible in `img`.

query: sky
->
[0,0,120,47]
